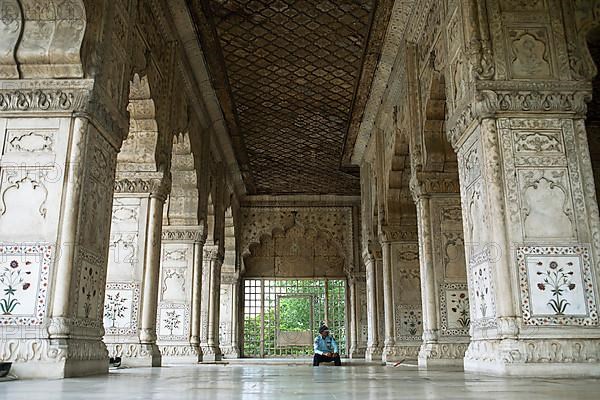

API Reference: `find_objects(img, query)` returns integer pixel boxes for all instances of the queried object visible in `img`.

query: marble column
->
[364,249,382,361]
[190,239,205,361]
[229,279,241,357]
[104,176,169,368]
[219,272,241,358]
[378,226,422,363]
[200,244,224,361]
[348,276,366,358]
[412,176,470,368]
[156,226,205,363]
[438,0,600,377]
[138,193,166,365]
[0,80,124,378]
[380,240,396,362]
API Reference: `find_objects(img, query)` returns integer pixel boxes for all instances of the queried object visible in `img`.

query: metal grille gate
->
[242,278,346,357]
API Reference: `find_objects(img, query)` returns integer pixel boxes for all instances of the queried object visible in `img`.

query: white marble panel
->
[0,244,51,325]
[518,246,598,326]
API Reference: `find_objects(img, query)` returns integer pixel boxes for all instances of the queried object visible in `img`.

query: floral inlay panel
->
[440,282,470,336]
[468,251,497,328]
[157,303,189,341]
[396,304,422,340]
[0,244,51,325]
[518,246,598,326]
[103,282,140,336]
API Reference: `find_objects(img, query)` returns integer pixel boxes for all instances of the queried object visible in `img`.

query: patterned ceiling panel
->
[208,0,374,194]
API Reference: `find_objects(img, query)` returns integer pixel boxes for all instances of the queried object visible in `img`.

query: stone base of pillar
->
[221,346,241,359]
[464,338,600,377]
[3,338,108,379]
[159,345,202,364]
[200,345,222,362]
[365,345,383,361]
[418,341,468,369]
[382,344,420,363]
[106,342,162,367]
[349,346,366,359]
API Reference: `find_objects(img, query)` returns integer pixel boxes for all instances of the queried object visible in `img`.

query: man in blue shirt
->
[313,325,341,366]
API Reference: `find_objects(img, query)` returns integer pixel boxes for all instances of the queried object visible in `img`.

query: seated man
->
[313,325,341,366]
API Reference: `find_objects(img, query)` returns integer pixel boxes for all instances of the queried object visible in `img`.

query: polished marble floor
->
[1,362,600,399]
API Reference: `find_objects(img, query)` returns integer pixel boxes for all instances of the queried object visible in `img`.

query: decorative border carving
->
[0,80,94,112]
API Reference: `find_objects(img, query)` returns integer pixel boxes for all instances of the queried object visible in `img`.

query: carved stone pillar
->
[104,175,169,368]
[190,239,205,360]
[348,275,366,358]
[380,240,396,361]
[411,175,470,368]
[230,279,241,357]
[0,80,124,378]
[200,244,224,361]
[378,227,422,363]
[364,249,382,361]
[219,272,241,358]
[443,0,600,376]
[156,226,205,363]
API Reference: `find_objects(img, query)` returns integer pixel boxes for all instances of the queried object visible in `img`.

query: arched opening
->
[242,223,347,358]
[382,125,422,359]
[156,132,202,361]
[103,73,170,363]
[409,69,470,366]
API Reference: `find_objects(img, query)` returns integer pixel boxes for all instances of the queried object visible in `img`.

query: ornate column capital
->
[161,225,206,244]
[446,80,592,150]
[221,272,240,285]
[203,244,224,263]
[114,172,172,201]
[410,172,461,202]
[378,224,419,244]
[0,79,129,146]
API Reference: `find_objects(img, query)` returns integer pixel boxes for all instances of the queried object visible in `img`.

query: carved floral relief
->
[518,170,574,239]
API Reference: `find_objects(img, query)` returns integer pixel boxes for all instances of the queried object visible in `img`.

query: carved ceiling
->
[193,0,382,195]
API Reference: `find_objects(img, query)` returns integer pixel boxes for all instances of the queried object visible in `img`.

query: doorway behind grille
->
[243,279,346,357]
